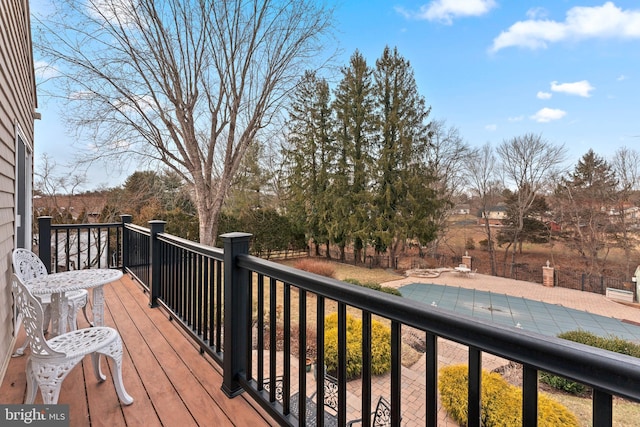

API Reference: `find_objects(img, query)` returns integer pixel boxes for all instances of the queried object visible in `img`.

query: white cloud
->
[69,90,95,100]
[490,2,640,52]
[485,124,497,131]
[34,60,59,80]
[526,7,548,20]
[530,108,567,123]
[87,0,140,27]
[550,80,594,97]
[508,115,524,122]
[396,0,497,24]
[617,74,627,81]
[537,91,552,99]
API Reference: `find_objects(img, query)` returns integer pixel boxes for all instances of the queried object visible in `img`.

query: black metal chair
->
[346,395,392,427]
[310,372,338,413]
[263,375,284,402]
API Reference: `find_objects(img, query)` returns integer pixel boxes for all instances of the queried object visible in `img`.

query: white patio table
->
[25,269,123,337]
[454,265,471,275]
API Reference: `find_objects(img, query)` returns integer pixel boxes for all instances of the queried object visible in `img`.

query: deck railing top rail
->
[238,253,640,403]
[37,217,640,426]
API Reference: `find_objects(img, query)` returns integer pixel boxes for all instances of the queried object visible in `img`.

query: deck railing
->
[37,216,640,427]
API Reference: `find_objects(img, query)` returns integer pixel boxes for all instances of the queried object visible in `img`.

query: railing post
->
[221,232,252,398]
[149,220,166,308]
[37,216,53,273]
[120,215,132,272]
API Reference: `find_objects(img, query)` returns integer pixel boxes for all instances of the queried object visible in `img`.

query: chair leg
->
[96,336,133,405]
[109,354,134,405]
[12,337,29,357]
[42,305,52,335]
[29,358,78,405]
[91,353,106,382]
[24,359,38,404]
[67,310,79,332]
[81,305,93,327]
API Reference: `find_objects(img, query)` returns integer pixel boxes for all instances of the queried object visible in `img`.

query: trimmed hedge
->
[541,330,640,394]
[343,278,402,296]
[439,364,578,427]
[324,312,391,380]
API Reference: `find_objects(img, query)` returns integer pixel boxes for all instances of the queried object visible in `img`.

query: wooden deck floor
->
[1,274,275,427]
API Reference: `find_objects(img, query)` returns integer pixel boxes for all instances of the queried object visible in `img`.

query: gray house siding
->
[0,0,37,382]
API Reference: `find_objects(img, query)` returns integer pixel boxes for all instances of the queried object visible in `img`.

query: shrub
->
[293,258,336,278]
[344,278,402,296]
[557,330,640,358]
[539,372,586,395]
[541,330,640,394]
[323,312,391,380]
[439,364,578,427]
[465,237,475,250]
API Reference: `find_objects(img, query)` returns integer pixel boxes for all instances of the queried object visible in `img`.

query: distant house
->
[453,204,470,215]
[33,193,109,223]
[0,0,38,382]
[478,205,508,226]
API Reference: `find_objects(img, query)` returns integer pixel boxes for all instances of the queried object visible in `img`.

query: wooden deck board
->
[1,274,273,427]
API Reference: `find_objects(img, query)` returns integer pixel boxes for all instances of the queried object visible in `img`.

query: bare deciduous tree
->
[497,134,565,276]
[35,154,87,216]
[35,0,334,245]
[611,147,640,276]
[427,120,470,255]
[467,143,501,276]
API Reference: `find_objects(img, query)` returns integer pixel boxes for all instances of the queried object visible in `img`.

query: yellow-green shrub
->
[323,313,391,380]
[439,365,578,427]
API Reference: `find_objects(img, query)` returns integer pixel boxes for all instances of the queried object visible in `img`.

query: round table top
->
[25,269,124,294]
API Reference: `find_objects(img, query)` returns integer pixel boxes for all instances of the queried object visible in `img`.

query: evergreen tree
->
[371,46,436,261]
[555,149,618,273]
[283,71,335,254]
[330,51,376,262]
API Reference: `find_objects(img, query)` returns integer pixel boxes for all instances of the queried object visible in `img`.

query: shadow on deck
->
[1,274,274,427]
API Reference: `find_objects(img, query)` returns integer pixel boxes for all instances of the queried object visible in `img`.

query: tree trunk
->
[482,218,497,276]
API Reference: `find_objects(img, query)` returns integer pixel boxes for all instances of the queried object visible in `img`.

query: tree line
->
[281,47,445,263]
[32,1,640,276]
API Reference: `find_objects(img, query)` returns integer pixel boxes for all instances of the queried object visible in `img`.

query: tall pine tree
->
[283,71,335,254]
[556,149,618,273]
[372,46,436,261]
[331,51,376,262]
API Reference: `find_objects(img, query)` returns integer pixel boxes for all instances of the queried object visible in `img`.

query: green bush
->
[558,330,640,357]
[323,312,391,380]
[439,365,578,427]
[539,372,586,395]
[541,330,640,394]
[465,237,475,250]
[344,278,402,296]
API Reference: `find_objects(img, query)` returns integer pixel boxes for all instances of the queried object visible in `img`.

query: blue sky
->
[33,1,640,189]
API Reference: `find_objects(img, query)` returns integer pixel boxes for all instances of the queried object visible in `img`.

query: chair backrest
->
[11,274,63,357]
[12,249,48,282]
[263,376,284,402]
[373,396,391,427]
[323,373,338,412]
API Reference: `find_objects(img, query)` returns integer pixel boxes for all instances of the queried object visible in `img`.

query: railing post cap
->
[220,232,252,240]
[148,220,167,225]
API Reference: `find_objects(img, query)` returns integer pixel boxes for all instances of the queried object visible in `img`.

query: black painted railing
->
[38,216,124,272]
[37,216,640,427]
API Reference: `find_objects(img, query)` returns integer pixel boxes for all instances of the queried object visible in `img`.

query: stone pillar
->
[462,251,472,269]
[542,260,554,287]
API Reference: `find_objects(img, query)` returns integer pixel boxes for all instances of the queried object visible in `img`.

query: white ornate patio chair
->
[11,274,133,406]
[12,248,92,356]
